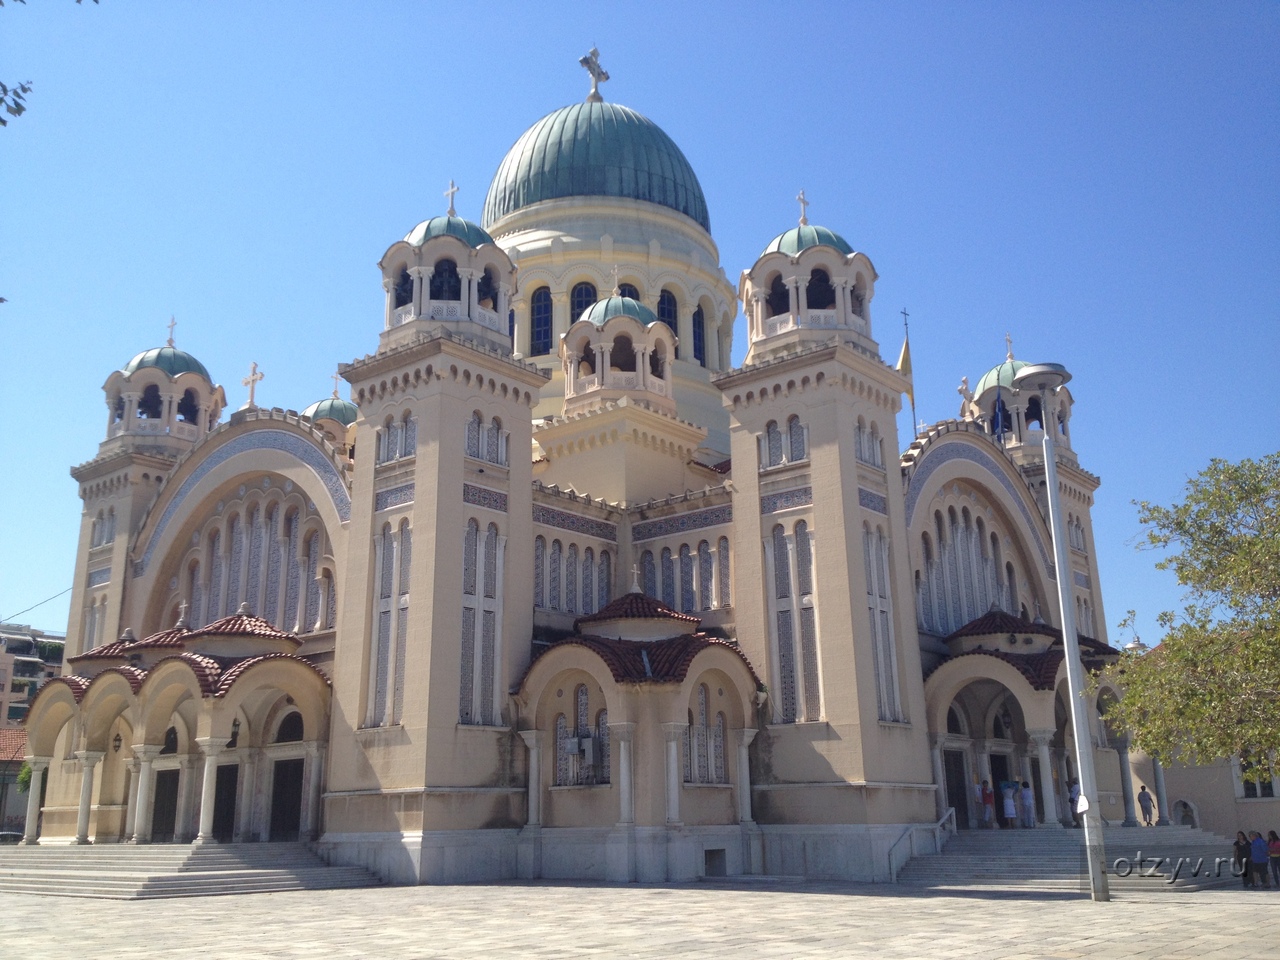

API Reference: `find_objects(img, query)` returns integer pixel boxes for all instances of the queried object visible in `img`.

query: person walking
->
[1020,780,1036,828]
[1001,782,1018,829]
[981,780,996,829]
[1268,830,1280,888]
[1233,831,1252,888]
[1250,831,1271,888]
[1068,779,1082,827]
[1136,785,1155,826]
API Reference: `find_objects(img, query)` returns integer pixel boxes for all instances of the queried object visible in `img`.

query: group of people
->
[1232,830,1280,888]
[977,779,1038,828]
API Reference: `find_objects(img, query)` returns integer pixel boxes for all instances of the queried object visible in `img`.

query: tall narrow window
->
[534,536,546,609]
[246,506,263,615]
[642,550,657,598]
[371,523,395,725]
[466,411,482,459]
[393,267,413,308]
[795,520,820,720]
[770,523,798,722]
[698,541,713,610]
[679,544,694,614]
[574,684,591,784]
[570,281,597,320]
[429,258,461,301]
[657,289,678,338]
[865,525,902,721]
[479,523,499,725]
[555,714,572,786]
[596,710,610,784]
[263,506,280,626]
[692,305,706,366]
[188,561,202,630]
[582,547,595,615]
[206,530,223,625]
[598,550,611,609]
[717,537,731,607]
[459,519,479,724]
[661,547,675,607]
[549,540,562,611]
[788,415,806,463]
[392,521,411,722]
[565,544,578,614]
[766,275,789,317]
[303,531,320,632]
[530,287,552,356]
[765,421,783,467]
[284,512,300,629]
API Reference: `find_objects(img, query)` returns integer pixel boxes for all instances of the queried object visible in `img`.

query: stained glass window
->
[565,544,578,614]
[692,305,706,366]
[642,550,656,598]
[661,548,674,607]
[582,548,594,615]
[550,540,562,610]
[534,537,546,609]
[788,415,805,463]
[530,287,552,356]
[766,420,782,467]
[304,532,320,632]
[570,282,597,321]
[717,537,731,608]
[698,541,713,610]
[597,710,610,784]
[463,520,478,597]
[598,551,611,608]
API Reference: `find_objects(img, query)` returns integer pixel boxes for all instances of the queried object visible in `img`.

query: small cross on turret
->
[166,316,177,347]
[797,189,809,226]
[331,370,342,399]
[579,47,609,103]
[612,264,622,296]
[242,361,264,408]
[444,179,459,217]
[1005,331,1014,361]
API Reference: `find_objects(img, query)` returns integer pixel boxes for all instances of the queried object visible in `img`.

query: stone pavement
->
[2,879,1274,959]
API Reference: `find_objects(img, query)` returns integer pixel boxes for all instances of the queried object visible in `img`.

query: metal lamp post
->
[1013,362,1110,903]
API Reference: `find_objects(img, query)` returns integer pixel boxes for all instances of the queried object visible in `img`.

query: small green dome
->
[578,295,659,327]
[483,101,710,233]
[762,223,854,258]
[122,346,211,381]
[403,215,495,248]
[974,358,1029,396]
[302,396,358,426]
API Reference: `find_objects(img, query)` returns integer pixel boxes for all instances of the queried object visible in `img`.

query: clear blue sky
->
[3,2,1277,645]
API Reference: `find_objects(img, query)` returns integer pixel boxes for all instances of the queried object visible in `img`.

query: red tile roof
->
[573,592,701,632]
[946,607,1114,656]
[522,633,761,688]
[0,726,27,761]
[214,653,330,697]
[192,612,298,643]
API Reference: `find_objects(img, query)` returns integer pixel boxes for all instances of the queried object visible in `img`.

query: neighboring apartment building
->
[0,623,65,728]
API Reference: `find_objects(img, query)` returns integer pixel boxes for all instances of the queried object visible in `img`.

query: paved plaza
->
[3,880,1274,959]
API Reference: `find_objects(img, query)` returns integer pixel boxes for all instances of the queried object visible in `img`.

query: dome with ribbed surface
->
[122,346,211,381]
[761,223,854,258]
[974,358,1029,397]
[403,215,495,249]
[578,295,659,327]
[483,101,710,233]
[302,397,358,426]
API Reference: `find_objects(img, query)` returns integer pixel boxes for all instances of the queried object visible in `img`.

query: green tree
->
[1100,453,1280,771]
[1,0,98,127]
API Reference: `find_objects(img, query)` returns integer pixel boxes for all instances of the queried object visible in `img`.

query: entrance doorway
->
[212,765,239,842]
[269,758,304,841]
[943,749,971,829]
[151,769,179,842]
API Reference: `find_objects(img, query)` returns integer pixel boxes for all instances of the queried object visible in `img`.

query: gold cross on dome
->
[444,180,459,217]
[166,316,177,347]
[579,47,609,103]
[242,361,264,407]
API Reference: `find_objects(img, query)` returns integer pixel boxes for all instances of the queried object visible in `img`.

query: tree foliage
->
[1100,453,1280,770]
[1,0,98,128]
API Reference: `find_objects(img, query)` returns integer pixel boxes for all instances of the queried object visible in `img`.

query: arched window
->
[582,547,595,615]
[610,335,636,372]
[598,550,611,608]
[649,342,666,379]
[459,520,480,724]
[1026,394,1043,430]
[533,536,546,609]
[766,275,790,317]
[657,289,678,336]
[161,726,179,755]
[549,540,562,611]
[105,508,116,544]
[596,709,611,784]
[691,305,706,366]
[476,267,497,310]
[992,396,1012,436]
[565,544,578,613]
[486,416,503,464]
[177,389,199,425]
[865,525,901,721]
[679,544,694,613]
[554,714,572,786]
[91,512,103,547]
[275,712,304,743]
[642,549,657,598]
[806,268,836,310]
[112,394,125,423]
[771,523,798,722]
[429,259,461,301]
[393,267,413,309]
[466,411,482,459]
[530,286,553,356]
[618,282,639,300]
[788,415,806,463]
[764,420,783,467]
[717,537,731,607]
[138,384,163,419]
[570,281,597,320]
[660,547,675,607]
[698,541,713,610]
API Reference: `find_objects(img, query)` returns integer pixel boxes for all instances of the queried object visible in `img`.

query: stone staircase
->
[897,825,1241,893]
[0,842,382,899]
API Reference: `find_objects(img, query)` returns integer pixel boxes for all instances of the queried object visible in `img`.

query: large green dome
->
[974,358,1029,396]
[482,101,710,233]
[302,396,358,426]
[122,346,211,381]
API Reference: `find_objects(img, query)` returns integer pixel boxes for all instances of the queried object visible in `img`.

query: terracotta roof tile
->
[573,592,701,631]
[191,611,297,643]
[520,633,761,689]
[0,726,27,761]
[149,653,223,695]
[214,653,330,697]
[946,608,1114,655]
[27,675,90,709]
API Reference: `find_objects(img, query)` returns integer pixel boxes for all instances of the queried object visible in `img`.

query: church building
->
[25,56,1160,883]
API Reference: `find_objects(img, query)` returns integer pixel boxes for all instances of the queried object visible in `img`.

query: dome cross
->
[242,361,264,408]
[166,315,177,347]
[579,47,609,103]
[331,370,342,399]
[1005,331,1014,361]
[797,189,809,226]
[444,179,459,217]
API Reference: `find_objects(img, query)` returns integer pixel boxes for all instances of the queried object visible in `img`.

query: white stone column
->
[461,267,479,320]
[21,758,49,844]
[382,276,395,329]
[511,296,529,357]
[300,742,325,839]
[677,307,694,362]
[1029,732,1061,827]
[193,738,222,844]
[609,723,636,825]
[519,731,543,826]
[131,746,158,843]
[793,275,807,315]
[929,736,948,820]
[409,265,426,317]
[551,292,569,344]
[73,750,104,844]
[662,722,684,825]
[1151,757,1171,826]
[122,758,140,842]
[736,729,757,824]
[1115,735,1138,827]
[174,757,196,842]
[236,750,258,842]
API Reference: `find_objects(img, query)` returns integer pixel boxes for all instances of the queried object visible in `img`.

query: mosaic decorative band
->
[464,483,508,514]
[136,428,352,577]
[760,487,813,515]
[902,439,1053,577]
[632,504,733,542]
[375,483,415,512]
[858,488,888,515]
[1073,570,1092,589]
[532,504,616,542]
[87,568,111,588]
